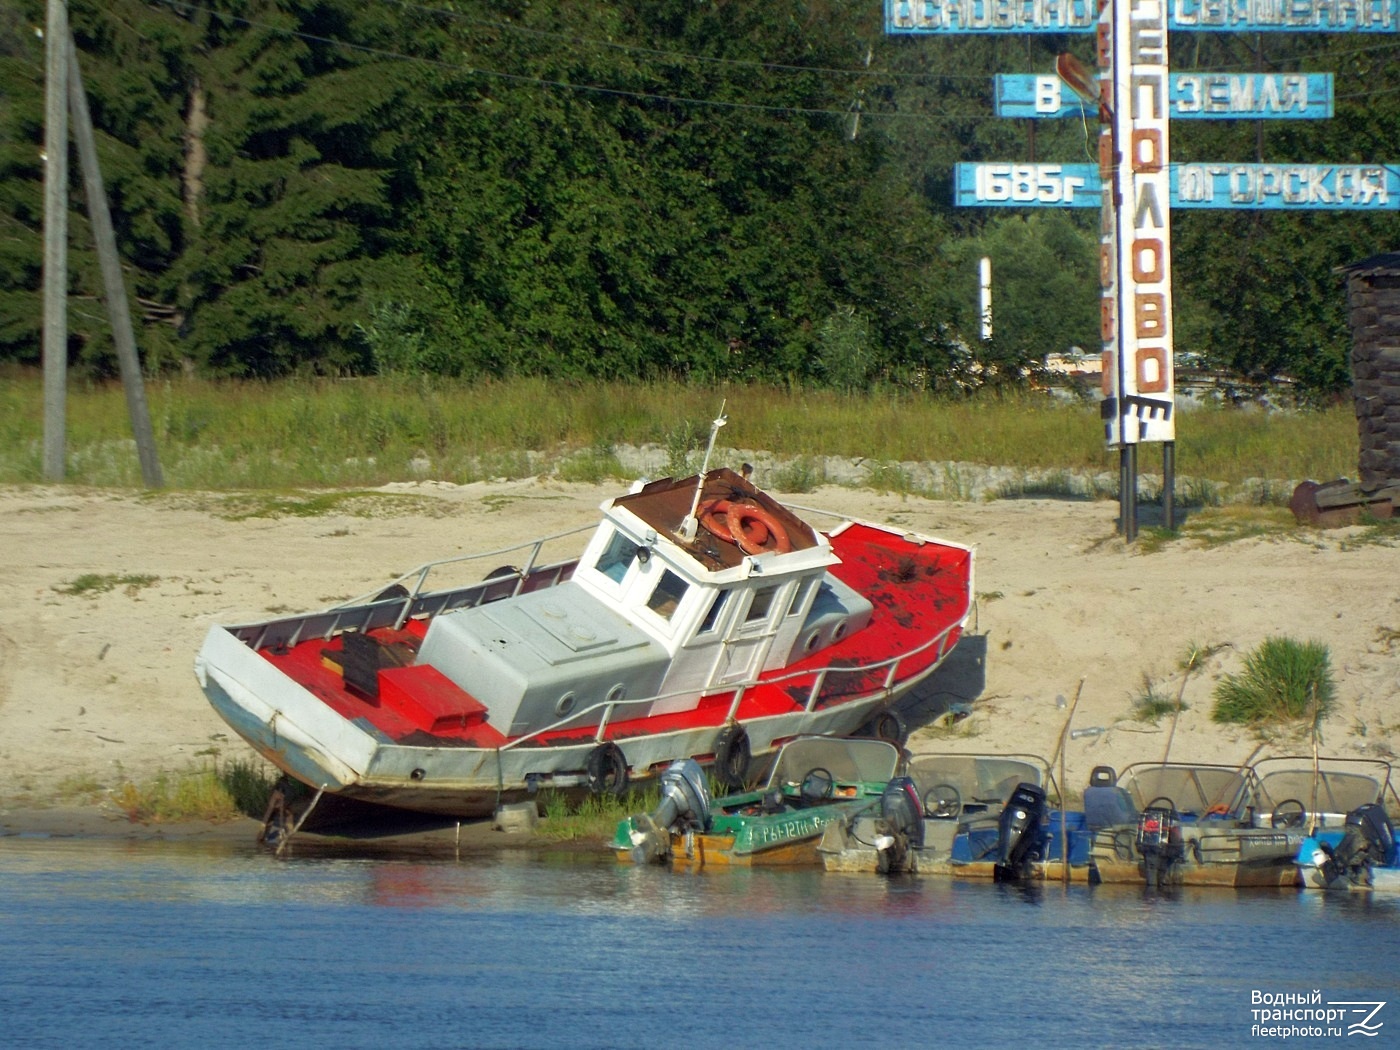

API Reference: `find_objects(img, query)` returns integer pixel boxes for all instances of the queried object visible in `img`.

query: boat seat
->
[1083,785,1138,829]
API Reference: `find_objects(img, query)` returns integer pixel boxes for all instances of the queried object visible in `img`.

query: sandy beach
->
[0,477,1396,841]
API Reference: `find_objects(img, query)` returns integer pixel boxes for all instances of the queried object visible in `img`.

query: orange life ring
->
[698,498,739,544]
[736,504,791,554]
[726,504,771,551]
[698,498,791,555]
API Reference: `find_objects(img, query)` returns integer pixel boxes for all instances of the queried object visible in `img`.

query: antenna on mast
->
[678,400,727,543]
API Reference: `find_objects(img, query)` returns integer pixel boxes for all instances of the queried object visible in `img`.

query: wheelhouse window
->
[745,586,778,623]
[596,530,640,584]
[787,577,816,618]
[697,589,731,635]
[645,570,688,621]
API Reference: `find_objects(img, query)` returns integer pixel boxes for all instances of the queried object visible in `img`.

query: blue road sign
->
[955,162,1400,208]
[994,73,1334,119]
[887,0,1397,33]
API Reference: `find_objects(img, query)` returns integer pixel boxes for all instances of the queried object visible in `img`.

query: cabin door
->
[714,584,781,686]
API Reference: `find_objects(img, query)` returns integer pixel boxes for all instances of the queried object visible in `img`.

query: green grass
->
[1211,636,1336,729]
[1133,681,1184,723]
[53,573,160,596]
[1132,641,1215,721]
[768,455,827,494]
[535,787,662,842]
[0,373,1359,495]
[110,757,279,823]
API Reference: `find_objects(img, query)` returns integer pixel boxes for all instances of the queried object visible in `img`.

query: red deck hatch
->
[378,664,489,734]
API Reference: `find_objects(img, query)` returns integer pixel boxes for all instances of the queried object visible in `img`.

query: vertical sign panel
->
[1102,0,1174,448]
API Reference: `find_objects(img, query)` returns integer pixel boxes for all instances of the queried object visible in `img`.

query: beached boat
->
[818,752,1091,879]
[1083,759,1374,889]
[615,735,905,867]
[195,458,973,828]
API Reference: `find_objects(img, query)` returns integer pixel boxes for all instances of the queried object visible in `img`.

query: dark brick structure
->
[1340,252,1400,492]
[1290,254,1400,524]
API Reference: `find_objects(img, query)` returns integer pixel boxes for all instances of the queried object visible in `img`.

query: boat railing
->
[496,597,969,755]
[228,524,594,652]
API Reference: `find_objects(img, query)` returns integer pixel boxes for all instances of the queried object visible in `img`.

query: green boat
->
[615,735,904,867]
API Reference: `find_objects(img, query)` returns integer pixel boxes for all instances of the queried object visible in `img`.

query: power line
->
[373,0,975,81]
[147,0,1003,123]
[108,0,1400,127]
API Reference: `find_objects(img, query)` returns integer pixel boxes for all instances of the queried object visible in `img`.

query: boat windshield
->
[1253,769,1382,815]
[766,737,900,788]
[906,754,1045,810]
[1119,765,1249,816]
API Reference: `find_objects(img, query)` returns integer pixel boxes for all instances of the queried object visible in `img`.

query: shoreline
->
[1,479,1397,848]
[0,804,262,844]
[0,802,608,856]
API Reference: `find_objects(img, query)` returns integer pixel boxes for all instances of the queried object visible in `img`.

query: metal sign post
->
[1100,0,1175,539]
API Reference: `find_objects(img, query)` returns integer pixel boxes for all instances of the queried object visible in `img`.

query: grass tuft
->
[535,787,662,842]
[553,446,626,484]
[110,757,279,823]
[54,573,160,597]
[1133,677,1184,723]
[217,757,282,817]
[1210,636,1335,728]
[769,455,826,493]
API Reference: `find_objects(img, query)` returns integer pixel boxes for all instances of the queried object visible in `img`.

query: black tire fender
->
[713,724,751,791]
[585,742,629,796]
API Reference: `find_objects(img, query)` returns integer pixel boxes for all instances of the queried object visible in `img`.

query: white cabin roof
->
[598,467,837,584]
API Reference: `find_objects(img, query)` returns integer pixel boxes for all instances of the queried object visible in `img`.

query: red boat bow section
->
[254,520,971,753]
[777,521,971,703]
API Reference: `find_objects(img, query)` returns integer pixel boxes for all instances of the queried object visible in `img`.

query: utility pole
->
[41,0,164,487]
[42,0,68,481]
[67,35,164,487]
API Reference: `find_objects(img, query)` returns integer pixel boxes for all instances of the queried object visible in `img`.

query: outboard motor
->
[994,783,1049,882]
[626,759,712,864]
[873,777,924,874]
[1312,803,1397,889]
[1136,800,1184,888]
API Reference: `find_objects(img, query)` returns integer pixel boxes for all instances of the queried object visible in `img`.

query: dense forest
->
[2,0,1398,397]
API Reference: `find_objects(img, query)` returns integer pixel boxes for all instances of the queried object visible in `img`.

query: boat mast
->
[678,401,727,543]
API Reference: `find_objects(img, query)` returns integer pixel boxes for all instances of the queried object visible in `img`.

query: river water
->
[0,836,1396,1050]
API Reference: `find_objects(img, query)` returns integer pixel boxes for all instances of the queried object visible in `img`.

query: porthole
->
[555,692,577,717]
[606,684,626,705]
[833,619,848,641]
[804,631,821,653]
